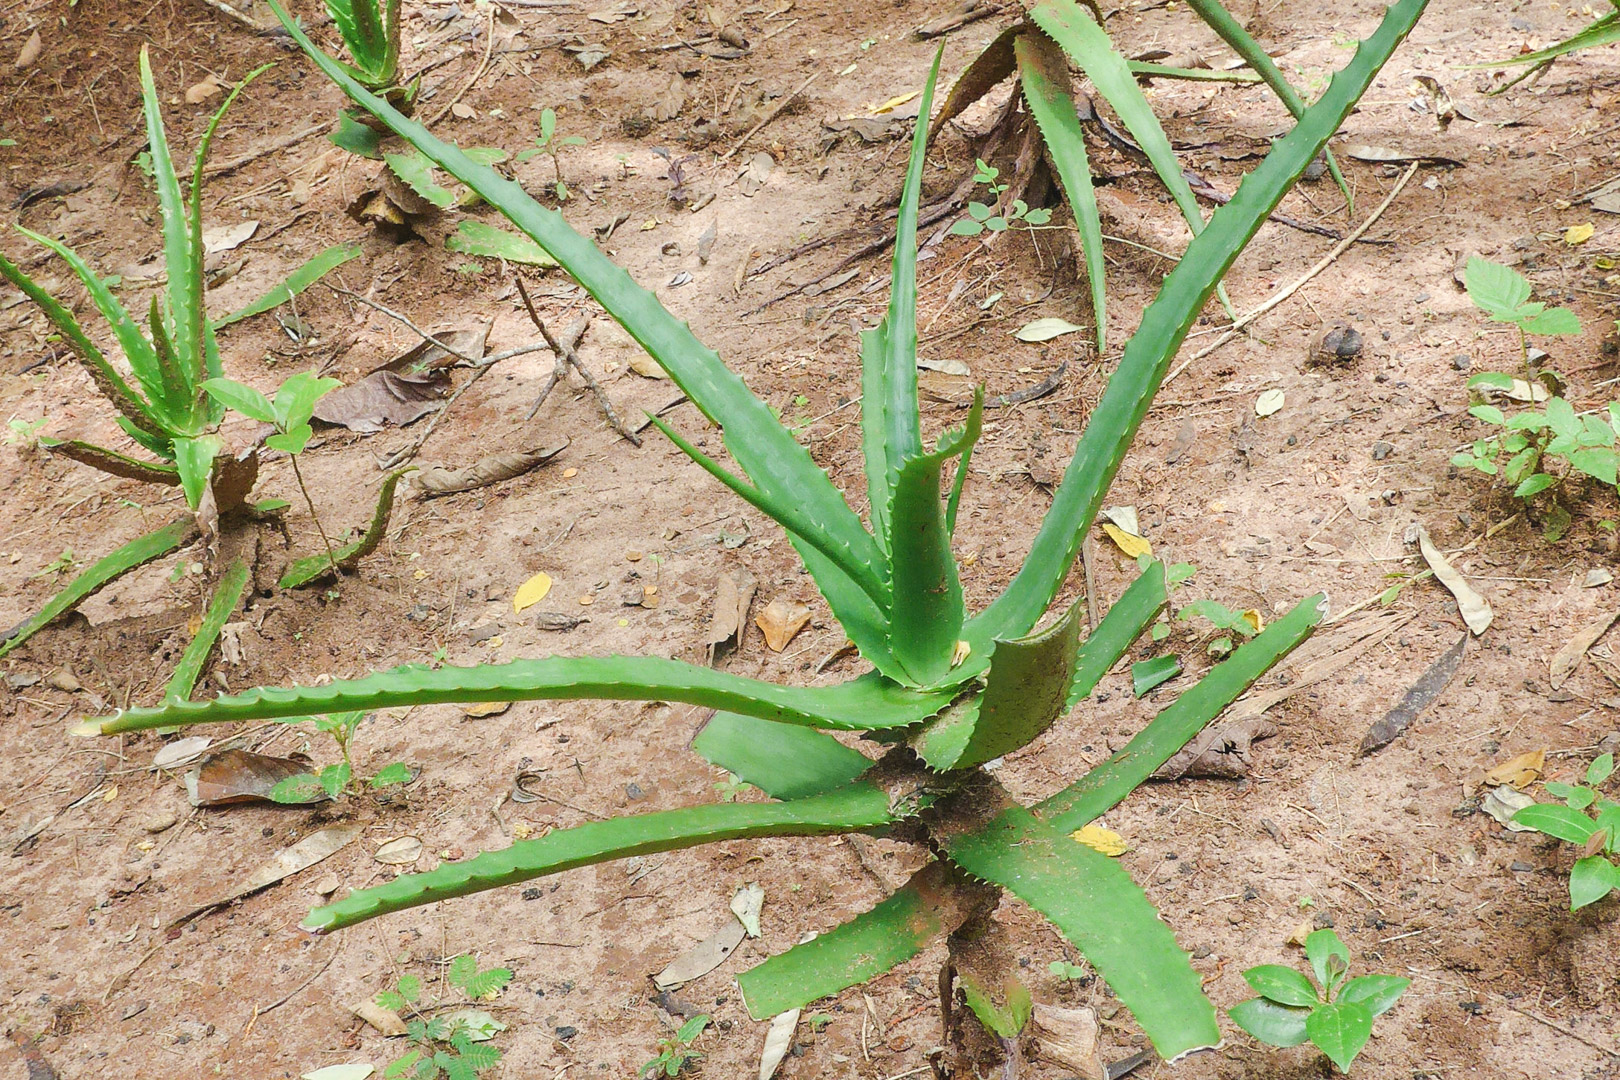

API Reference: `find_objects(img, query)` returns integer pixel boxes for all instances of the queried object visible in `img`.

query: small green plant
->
[79,3,1428,1070]
[949,159,1053,237]
[515,107,585,201]
[30,549,78,579]
[5,416,47,446]
[641,1014,710,1078]
[1453,259,1609,534]
[202,370,343,576]
[712,771,755,802]
[1512,753,1620,910]
[1229,929,1410,1074]
[269,711,412,803]
[1048,959,1087,981]
[377,953,512,1080]
[1177,597,1260,658]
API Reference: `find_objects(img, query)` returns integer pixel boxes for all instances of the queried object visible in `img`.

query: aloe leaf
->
[265,0,894,674]
[138,48,200,412]
[171,435,219,511]
[1018,30,1108,352]
[1037,593,1324,833]
[327,0,395,84]
[1065,560,1167,709]
[944,388,983,535]
[279,467,414,587]
[692,712,872,800]
[42,439,181,486]
[863,47,942,543]
[1029,0,1232,317]
[1183,0,1354,214]
[1466,9,1619,73]
[212,243,362,329]
[1126,60,1260,82]
[1,519,196,659]
[886,446,967,685]
[10,226,168,430]
[445,221,559,268]
[147,294,192,417]
[79,657,954,736]
[0,243,163,439]
[911,602,1080,770]
[929,24,1018,139]
[164,559,250,701]
[942,799,1218,1060]
[970,0,1426,646]
[739,862,965,1019]
[304,785,893,931]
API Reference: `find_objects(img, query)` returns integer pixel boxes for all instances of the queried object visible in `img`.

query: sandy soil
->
[3,0,1620,1077]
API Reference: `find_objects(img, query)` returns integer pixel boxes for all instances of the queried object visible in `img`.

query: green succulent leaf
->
[163,559,250,702]
[171,435,220,511]
[280,467,416,588]
[446,220,560,267]
[958,972,1032,1039]
[302,785,893,930]
[692,712,871,800]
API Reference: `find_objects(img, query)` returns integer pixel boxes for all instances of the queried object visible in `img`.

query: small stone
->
[626,782,645,801]
[1510,861,1534,873]
[1452,353,1471,371]
[1585,568,1613,588]
[1192,945,1213,959]
[1460,1001,1484,1015]
[1414,291,1431,304]
[555,1025,578,1040]
[1313,912,1335,929]
[143,813,178,834]
[625,550,644,562]
[46,668,81,692]
[1372,441,1394,461]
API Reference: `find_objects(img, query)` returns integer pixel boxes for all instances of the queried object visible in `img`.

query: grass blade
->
[304,785,893,930]
[1018,30,1108,352]
[1038,593,1324,833]
[163,559,250,701]
[278,467,414,587]
[78,658,955,736]
[969,0,1426,646]
[212,243,363,329]
[943,797,1218,1060]
[692,712,872,800]
[1184,0,1355,214]
[1,519,196,659]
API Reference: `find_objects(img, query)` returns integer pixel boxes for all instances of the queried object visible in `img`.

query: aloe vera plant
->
[936,0,1355,352]
[1467,1,1620,93]
[0,50,371,661]
[76,0,1426,1066]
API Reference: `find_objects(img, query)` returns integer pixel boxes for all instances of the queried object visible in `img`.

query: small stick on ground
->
[204,122,327,178]
[425,5,498,127]
[717,70,820,164]
[518,279,642,446]
[326,284,484,364]
[1163,161,1421,387]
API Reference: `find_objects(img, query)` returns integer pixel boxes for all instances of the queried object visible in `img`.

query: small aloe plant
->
[75,0,1426,1068]
[1230,929,1410,1074]
[1513,753,1620,910]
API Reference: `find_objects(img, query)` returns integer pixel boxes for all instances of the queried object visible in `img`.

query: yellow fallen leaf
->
[464,701,512,718]
[1070,825,1128,856]
[1101,522,1151,559]
[102,785,118,802]
[1285,921,1313,947]
[513,572,553,613]
[1239,609,1263,635]
[756,596,811,652]
[1565,222,1596,246]
[1483,748,1546,790]
[865,90,918,115]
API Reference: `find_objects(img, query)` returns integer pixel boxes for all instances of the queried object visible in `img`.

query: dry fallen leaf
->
[1565,222,1596,246]
[759,1007,799,1080]
[1031,1004,1103,1080]
[1550,607,1620,689]
[413,442,569,495]
[648,72,687,121]
[629,355,669,379]
[184,749,322,807]
[1070,824,1128,856]
[234,825,362,900]
[1414,524,1492,634]
[464,701,512,718]
[1482,785,1535,830]
[201,220,258,255]
[731,883,765,937]
[1015,317,1085,343]
[653,917,747,989]
[151,736,212,772]
[185,75,225,104]
[514,572,553,612]
[1254,388,1285,417]
[705,570,757,662]
[349,998,407,1037]
[1482,749,1546,790]
[374,836,424,865]
[756,596,810,652]
[313,370,447,433]
[1100,522,1151,559]
[14,29,42,70]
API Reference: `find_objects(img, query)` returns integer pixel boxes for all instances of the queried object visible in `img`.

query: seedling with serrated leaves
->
[1230,928,1409,1074]
[515,107,586,201]
[1454,258,1608,538]
[1512,752,1620,910]
[266,711,413,804]
[641,1015,710,1078]
[376,953,512,1080]
[77,2,1427,1071]
[0,49,359,665]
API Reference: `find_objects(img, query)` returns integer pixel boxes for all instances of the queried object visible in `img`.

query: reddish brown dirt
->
[3,1,1620,1078]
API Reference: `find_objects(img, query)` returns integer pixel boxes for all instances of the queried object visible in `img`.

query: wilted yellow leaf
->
[756,596,811,652]
[513,572,553,613]
[464,701,512,718]
[1483,748,1546,790]
[1566,222,1596,246]
[1070,825,1128,856]
[1239,609,1263,635]
[1101,522,1151,559]
[865,90,918,115]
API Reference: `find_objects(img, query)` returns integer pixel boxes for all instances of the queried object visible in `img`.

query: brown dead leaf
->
[313,370,448,433]
[755,596,810,652]
[705,570,757,663]
[1414,524,1492,634]
[647,72,687,121]
[738,151,774,197]
[464,701,512,718]
[652,917,747,990]
[185,75,225,105]
[1031,1005,1103,1080]
[1483,749,1546,790]
[1550,607,1620,689]
[349,999,407,1037]
[183,749,322,807]
[1152,715,1276,781]
[377,324,489,375]
[412,441,569,496]
[236,825,361,897]
[15,29,42,70]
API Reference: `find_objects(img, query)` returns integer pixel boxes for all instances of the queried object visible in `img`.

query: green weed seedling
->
[1453,258,1611,539]
[5,416,47,447]
[950,159,1053,236]
[515,107,586,201]
[1230,928,1410,1074]
[641,1015,710,1078]
[1512,753,1620,910]
[1048,959,1088,983]
[377,953,512,1080]
[78,1,1428,1069]
[267,711,413,803]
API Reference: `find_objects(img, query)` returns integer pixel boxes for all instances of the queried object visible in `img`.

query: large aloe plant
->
[76,0,1425,1065]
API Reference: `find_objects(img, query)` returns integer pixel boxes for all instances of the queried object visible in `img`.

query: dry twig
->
[518,279,641,445]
